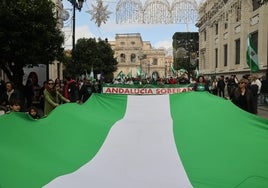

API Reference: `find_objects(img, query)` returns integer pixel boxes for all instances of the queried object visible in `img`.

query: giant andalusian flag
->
[1,92,268,188]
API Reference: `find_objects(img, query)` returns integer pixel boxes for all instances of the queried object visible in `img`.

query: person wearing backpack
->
[229,78,254,114]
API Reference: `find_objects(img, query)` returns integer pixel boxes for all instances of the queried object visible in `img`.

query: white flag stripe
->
[45,95,192,188]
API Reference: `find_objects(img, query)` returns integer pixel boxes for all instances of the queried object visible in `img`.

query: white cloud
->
[63,25,95,49]
[154,40,172,49]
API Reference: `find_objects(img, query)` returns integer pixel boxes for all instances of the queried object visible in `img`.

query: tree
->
[0,0,64,87]
[172,32,199,78]
[63,38,118,81]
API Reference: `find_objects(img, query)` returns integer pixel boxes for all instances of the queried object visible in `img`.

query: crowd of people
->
[0,72,100,118]
[193,74,268,114]
[0,71,267,118]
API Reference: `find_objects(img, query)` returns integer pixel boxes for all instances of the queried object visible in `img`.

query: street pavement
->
[258,105,268,120]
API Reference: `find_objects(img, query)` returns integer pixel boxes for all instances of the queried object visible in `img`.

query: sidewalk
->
[258,104,268,111]
[258,104,268,120]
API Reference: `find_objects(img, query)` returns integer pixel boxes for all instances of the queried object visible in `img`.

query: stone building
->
[48,0,64,81]
[109,33,172,79]
[196,0,268,78]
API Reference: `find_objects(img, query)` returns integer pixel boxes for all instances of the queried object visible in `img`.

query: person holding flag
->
[193,75,209,92]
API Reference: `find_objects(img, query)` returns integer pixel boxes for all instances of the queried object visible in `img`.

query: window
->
[120,41,125,45]
[152,58,158,65]
[120,53,126,62]
[215,48,218,68]
[224,22,228,29]
[224,44,228,67]
[236,6,241,22]
[251,32,258,53]
[225,13,228,29]
[130,54,136,63]
[131,41,135,45]
[215,23,218,35]
[235,39,240,65]
[204,30,207,41]
[252,0,260,11]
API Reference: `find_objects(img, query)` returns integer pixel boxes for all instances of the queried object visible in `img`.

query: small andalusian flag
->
[136,66,143,78]
[170,64,176,76]
[89,67,94,82]
[116,70,125,80]
[246,34,259,72]
[1,93,268,188]
[195,66,199,78]
[127,70,132,78]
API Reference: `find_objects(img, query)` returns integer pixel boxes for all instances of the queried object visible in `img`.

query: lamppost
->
[68,0,86,59]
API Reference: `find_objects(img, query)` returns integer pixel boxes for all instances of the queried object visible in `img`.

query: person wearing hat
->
[229,78,254,114]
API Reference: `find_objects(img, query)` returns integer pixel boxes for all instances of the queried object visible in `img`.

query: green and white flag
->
[136,66,142,77]
[1,93,268,188]
[170,64,176,77]
[246,34,259,72]
[116,70,125,80]
[127,70,132,78]
[195,66,199,78]
[179,68,188,74]
[89,67,94,82]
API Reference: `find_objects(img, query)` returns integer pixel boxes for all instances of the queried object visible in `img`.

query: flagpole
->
[250,49,252,76]
[249,34,251,76]
[247,34,252,77]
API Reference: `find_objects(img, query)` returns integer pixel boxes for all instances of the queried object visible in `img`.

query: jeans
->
[259,93,268,105]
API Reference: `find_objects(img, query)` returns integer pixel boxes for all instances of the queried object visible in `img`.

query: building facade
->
[47,0,64,81]
[196,0,268,78]
[109,33,172,79]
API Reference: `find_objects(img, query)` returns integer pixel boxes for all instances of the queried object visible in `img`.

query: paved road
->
[258,105,268,120]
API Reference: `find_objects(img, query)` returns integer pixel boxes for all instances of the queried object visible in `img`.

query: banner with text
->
[102,84,193,95]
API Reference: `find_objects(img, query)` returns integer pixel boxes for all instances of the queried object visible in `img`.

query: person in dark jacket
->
[260,75,268,105]
[78,79,96,103]
[0,81,23,111]
[229,78,254,114]
[217,76,226,98]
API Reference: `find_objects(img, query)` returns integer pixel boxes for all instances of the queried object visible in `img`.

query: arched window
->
[130,54,136,62]
[120,53,126,62]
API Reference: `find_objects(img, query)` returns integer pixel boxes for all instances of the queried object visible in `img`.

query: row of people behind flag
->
[0,73,101,118]
[1,70,267,118]
[193,74,268,115]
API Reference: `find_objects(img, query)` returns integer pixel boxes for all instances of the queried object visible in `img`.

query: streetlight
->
[68,0,86,58]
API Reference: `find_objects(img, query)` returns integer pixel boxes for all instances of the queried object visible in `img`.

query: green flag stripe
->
[170,92,268,187]
[0,94,127,188]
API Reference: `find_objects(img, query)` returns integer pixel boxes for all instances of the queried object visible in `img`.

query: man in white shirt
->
[250,75,262,114]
